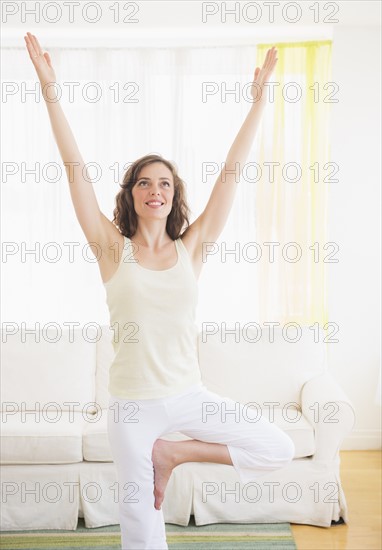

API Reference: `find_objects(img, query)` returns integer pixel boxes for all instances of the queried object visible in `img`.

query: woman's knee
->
[249,429,295,471]
[270,431,295,466]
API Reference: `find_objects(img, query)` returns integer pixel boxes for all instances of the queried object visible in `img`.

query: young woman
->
[25,32,294,550]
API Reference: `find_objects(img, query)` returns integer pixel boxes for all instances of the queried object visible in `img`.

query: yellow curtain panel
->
[255,41,332,329]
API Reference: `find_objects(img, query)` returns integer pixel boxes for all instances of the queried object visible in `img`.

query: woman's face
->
[131,162,175,220]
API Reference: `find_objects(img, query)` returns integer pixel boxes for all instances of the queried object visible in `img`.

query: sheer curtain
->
[255,41,332,328]
[1,41,331,333]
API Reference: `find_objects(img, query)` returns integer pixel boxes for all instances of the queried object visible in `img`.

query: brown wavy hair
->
[112,154,191,240]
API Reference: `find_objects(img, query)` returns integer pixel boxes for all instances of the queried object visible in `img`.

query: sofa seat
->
[0,412,86,465]
[81,407,315,462]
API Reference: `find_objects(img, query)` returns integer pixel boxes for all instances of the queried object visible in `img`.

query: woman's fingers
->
[263,48,271,69]
[24,31,57,87]
[24,33,37,58]
[24,32,43,60]
[254,46,278,86]
[262,46,277,74]
[264,46,276,70]
[24,32,38,60]
[31,33,44,56]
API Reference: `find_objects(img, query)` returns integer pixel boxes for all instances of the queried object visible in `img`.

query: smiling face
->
[131,162,175,220]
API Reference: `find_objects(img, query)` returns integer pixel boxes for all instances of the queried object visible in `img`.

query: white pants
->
[107,382,295,550]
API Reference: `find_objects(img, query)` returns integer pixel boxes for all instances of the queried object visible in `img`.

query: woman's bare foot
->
[151,437,232,510]
[151,439,178,510]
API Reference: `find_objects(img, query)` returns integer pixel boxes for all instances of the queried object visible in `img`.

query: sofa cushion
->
[82,410,112,462]
[82,407,314,462]
[198,325,327,406]
[0,411,86,464]
[1,327,97,413]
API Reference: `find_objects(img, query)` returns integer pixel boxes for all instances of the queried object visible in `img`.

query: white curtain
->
[2,43,286,331]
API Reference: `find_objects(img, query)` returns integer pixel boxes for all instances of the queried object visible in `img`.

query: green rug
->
[0,516,297,549]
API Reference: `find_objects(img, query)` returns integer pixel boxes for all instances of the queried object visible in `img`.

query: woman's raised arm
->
[186,46,278,246]
[24,32,113,247]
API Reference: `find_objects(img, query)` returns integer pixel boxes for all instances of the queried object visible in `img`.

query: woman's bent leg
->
[165,385,295,484]
[107,395,169,550]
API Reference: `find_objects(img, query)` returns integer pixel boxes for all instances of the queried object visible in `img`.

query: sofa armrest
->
[301,370,356,461]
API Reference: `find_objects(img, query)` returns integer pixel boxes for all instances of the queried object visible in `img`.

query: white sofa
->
[0,324,355,531]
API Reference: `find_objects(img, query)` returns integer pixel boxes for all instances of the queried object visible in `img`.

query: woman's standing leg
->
[107,395,169,550]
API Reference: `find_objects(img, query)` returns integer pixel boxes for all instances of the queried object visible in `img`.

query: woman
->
[25,32,295,550]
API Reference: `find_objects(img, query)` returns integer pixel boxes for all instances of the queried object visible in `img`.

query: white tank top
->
[103,235,203,399]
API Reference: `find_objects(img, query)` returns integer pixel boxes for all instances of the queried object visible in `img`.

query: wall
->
[329,25,381,449]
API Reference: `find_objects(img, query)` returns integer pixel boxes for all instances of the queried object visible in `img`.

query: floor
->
[290,451,381,549]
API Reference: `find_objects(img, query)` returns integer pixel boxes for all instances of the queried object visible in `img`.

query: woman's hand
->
[250,46,278,103]
[24,31,56,89]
